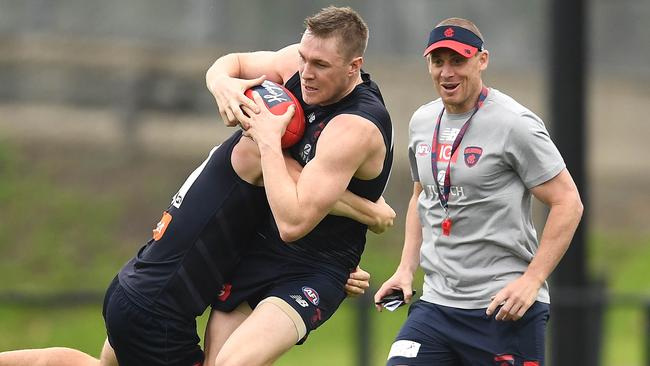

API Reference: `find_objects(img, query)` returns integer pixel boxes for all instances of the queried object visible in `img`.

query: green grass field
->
[1,141,648,365]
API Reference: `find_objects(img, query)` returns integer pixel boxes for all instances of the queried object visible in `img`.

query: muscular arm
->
[525,169,583,285]
[205,45,300,126]
[284,154,395,232]
[249,110,385,242]
[486,169,583,320]
[331,194,395,234]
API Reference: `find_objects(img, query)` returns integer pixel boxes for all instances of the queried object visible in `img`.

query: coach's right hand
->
[374,268,414,311]
[207,74,266,127]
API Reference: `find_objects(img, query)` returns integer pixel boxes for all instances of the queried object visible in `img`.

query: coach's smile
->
[440,82,460,93]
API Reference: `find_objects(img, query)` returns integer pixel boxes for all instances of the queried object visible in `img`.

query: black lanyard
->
[430,87,489,214]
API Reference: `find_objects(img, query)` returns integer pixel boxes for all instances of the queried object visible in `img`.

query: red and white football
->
[245,80,306,148]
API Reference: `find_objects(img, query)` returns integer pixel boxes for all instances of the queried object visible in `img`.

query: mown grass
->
[0,141,648,365]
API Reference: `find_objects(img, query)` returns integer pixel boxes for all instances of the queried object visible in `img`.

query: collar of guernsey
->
[430,86,489,213]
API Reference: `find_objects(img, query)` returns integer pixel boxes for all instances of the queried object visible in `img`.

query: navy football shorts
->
[102,276,204,366]
[211,247,347,344]
[386,300,550,366]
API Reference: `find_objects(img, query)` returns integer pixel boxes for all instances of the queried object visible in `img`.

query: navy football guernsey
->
[260,71,393,273]
[118,131,269,320]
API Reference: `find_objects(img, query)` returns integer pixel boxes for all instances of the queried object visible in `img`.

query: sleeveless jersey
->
[256,71,393,274]
[118,131,269,320]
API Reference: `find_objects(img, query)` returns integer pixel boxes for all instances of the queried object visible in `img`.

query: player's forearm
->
[205,54,242,91]
[525,195,583,284]
[286,153,377,227]
[331,192,379,226]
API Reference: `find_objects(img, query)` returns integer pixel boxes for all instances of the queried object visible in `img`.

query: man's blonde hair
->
[304,6,369,60]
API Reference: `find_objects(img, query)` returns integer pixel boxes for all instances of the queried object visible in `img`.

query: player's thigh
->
[213,301,297,366]
[0,347,100,366]
[203,304,252,366]
[99,338,118,366]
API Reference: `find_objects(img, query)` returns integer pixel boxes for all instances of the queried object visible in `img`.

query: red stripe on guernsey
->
[494,354,514,365]
[524,362,540,366]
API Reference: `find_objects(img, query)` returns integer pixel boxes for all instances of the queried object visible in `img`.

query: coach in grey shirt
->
[375,17,583,365]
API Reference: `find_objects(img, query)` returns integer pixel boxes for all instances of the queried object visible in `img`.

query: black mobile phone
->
[375,289,417,305]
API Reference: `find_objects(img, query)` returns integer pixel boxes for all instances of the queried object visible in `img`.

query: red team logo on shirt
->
[464,146,483,167]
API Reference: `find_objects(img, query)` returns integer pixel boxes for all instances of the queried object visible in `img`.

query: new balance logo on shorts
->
[290,295,309,308]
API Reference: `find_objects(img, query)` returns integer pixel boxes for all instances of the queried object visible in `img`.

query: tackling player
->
[204,6,393,366]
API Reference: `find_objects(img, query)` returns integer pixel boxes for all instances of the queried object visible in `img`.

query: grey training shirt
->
[408,88,565,309]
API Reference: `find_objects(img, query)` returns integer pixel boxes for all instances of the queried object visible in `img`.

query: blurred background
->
[0,0,648,365]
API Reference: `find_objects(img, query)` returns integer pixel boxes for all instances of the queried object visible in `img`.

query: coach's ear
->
[478,50,489,71]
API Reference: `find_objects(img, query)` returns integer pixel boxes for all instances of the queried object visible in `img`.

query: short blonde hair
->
[304,6,369,60]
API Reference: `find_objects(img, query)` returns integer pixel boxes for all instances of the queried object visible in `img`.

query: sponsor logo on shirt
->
[435,127,460,163]
[416,143,431,156]
[172,192,183,208]
[301,144,312,163]
[436,143,459,163]
[152,211,172,241]
[440,127,460,142]
[423,184,465,199]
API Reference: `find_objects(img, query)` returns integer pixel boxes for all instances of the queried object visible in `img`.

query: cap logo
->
[444,27,455,38]
[424,25,484,57]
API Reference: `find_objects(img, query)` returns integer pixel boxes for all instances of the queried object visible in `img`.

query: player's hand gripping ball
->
[244,80,306,148]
